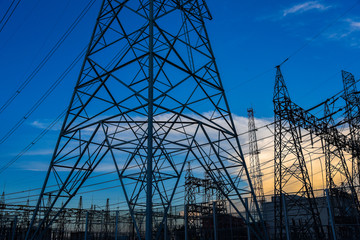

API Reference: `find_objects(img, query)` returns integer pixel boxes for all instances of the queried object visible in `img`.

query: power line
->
[4,96,353,200]
[2,128,276,201]
[0,0,97,115]
[5,129,325,206]
[0,110,66,174]
[0,0,17,26]
[0,0,22,33]
[284,0,360,65]
[0,47,87,145]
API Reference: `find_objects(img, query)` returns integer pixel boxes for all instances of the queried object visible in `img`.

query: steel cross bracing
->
[185,162,227,239]
[274,71,360,187]
[323,100,360,206]
[247,108,265,220]
[273,66,360,239]
[276,84,360,159]
[342,70,360,187]
[104,198,111,234]
[26,0,268,239]
[75,196,83,232]
[272,71,360,173]
[323,101,360,238]
[185,162,198,232]
[273,66,325,239]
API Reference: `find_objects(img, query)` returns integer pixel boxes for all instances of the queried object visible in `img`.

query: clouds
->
[267,1,360,48]
[282,1,331,17]
[23,113,274,173]
[30,119,62,131]
[280,1,360,45]
[325,18,360,47]
[349,19,360,30]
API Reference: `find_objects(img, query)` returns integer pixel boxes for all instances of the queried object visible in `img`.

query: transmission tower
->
[58,202,66,239]
[185,161,227,239]
[273,66,324,239]
[342,70,360,186]
[323,100,360,239]
[185,163,196,209]
[0,192,4,208]
[323,99,359,199]
[247,108,265,220]
[185,162,199,238]
[26,1,267,239]
[104,198,110,235]
[23,198,30,229]
[75,196,83,233]
[0,191,4,232]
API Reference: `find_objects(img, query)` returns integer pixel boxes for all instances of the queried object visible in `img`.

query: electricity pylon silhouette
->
[26,1,267,239]
[342,70,360,187]
[323,100,360,238]
[273,66,324,239]
[247,108,265,220]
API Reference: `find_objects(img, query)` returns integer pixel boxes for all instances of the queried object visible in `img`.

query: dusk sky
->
[0,0,360,208]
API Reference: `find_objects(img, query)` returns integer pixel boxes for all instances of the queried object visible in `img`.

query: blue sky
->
[0,0,360,207]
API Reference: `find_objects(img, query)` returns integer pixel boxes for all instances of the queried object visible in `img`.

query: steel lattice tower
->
[184,162,198,235]
[247,108,265,219]
[273,66,324,239]
[75,196,83,233]
[342,70,360,186]
[323,99,359,199]
[26,1,267,239]
[323,100,360,238]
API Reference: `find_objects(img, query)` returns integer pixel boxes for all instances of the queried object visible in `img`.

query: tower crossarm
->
[287,100,358,156]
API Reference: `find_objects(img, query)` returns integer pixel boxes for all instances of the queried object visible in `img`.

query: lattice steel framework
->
[323,100,359,200]
[185,162,198,232]
[26,1,267,239]
[342,70,360,186]
[75,196,83,233]
[273,66,324,239]
[323,100,360,239]
[247,108,264,220]
[185,162,227,239]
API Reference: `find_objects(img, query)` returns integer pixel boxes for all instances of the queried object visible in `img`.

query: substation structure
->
[3,68,360,240]
[269,67,360,240]
[0,194,251,240]
[0,198,186,240]
[2,0,360,239]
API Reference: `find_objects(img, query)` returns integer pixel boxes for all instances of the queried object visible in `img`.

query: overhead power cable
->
[281,0,360,65]
[0,124,273,196]
[0,114,273,175]
[0,111,66,174]
[0,0,17,26]
[302,77,360,113]
[0,0,97,115]
[0,69,95,173]
[4,129,335,206]
[0,0,22,33]
[0,47,87,145]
